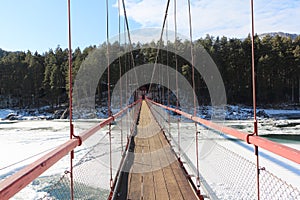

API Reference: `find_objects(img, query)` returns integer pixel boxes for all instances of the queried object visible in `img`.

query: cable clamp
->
[246,133,255,144]
[73,134,82,146]
[111,115,115,122]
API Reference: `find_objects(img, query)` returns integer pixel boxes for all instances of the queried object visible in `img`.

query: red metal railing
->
[147,99,300,164]
[1,98,299,199]
[0,100,141,200]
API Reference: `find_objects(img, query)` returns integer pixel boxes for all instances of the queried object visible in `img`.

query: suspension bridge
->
[1,0,300,200]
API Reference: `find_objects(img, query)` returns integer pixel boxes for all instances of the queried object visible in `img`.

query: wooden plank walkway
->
[113,101,199,200]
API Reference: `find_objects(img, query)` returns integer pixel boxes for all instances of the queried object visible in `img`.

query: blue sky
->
[0,0,299,53]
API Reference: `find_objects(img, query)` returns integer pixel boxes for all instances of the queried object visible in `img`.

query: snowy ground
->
[0,105,299,199]
[1,104,300,121]
[0,120,112,199]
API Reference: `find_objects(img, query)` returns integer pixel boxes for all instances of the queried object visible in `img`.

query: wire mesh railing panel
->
[198,134,257,199]
[71,104,139,199]
[198,127,300,200]
[260,168,300,200]
[73,130,111,199]
[38,172,71,200]
[3,103,140,200]
[9,154,71,200]
[148,101,300,200]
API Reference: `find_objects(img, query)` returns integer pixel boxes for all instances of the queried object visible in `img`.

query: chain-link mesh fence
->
[148,102,300,200]
[6,103,140,200]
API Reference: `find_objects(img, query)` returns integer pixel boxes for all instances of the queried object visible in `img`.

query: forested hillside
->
[0,33,299,109]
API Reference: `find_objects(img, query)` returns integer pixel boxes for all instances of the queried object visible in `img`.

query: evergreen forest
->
[0,34,299,109]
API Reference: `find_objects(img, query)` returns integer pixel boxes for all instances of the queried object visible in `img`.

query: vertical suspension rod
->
[118,0,124,154]
[187,0,196,117]
[250,0,260,199]
[124,20,129,139]
[67,1,74,200]
[106,0,113,190]
[166,19,171,136]
[173,0,181,160]
[187,0,201,197]
[251,2,257,122]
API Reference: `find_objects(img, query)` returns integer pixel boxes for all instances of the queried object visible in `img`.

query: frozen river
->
[0,119,299,199]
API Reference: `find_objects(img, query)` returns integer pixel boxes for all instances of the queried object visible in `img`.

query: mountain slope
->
[259,32,299,40]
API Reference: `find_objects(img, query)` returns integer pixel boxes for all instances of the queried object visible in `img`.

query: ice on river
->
[0,118,299,199]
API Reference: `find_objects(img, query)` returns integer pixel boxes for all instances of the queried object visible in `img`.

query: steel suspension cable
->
[121,0,133,54]
[148,0,171,94]
[118,0,124,154]
[121,0,138,90]
[173,0,181,160]
[124,19,130,139]
[67,0,74,199]
[187,0,196,119]
[160,50,163,105]
[106,0,113,190]
[166,18,171,136]
[250,0,260,199]
[187,0,201,195]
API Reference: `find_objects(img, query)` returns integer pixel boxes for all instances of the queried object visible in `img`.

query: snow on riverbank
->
[0,103,299,199]
[0,108,52,120]
[1,104,299,121]
[0,118,299,199]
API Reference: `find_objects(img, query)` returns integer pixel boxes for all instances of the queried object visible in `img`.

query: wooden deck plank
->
[127,171,142,199]
[142,139,156,200]
[157,130,199,200]
[114,101,199,200]
[149,134,169,199]
[152,132,184,200]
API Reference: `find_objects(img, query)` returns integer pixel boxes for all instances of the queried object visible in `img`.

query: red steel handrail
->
[0,100,141,200]
[147,99,300,164]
